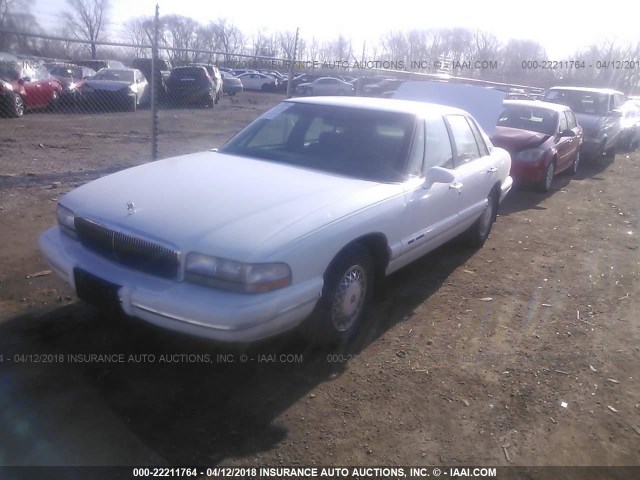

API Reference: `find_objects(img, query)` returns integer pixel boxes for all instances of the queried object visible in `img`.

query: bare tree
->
[125,16,153,57]
[65,0,109,59]
[211,18,244,63]
[0,0,36,51]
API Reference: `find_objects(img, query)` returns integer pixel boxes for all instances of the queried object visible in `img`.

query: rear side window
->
[446,115,481,165]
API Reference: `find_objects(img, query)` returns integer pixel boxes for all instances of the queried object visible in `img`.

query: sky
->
[32,0,640,59]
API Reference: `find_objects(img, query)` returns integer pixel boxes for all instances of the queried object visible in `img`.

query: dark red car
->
[491,100,583,192]
[0,52,63,118]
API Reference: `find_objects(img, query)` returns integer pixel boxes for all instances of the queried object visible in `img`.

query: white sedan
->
[296,77,354,96]
[236,73,277,91]
[39,97,512,344]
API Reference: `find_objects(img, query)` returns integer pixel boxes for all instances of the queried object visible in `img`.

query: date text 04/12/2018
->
[522,60,639,69]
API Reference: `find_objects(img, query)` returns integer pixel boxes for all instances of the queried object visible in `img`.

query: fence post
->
[285,28,299,99]
[151,4,159,161]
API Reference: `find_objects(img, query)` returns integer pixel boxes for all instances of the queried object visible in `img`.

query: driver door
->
[400,116,461,260]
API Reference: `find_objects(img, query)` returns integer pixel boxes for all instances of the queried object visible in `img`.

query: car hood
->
[574,113,604,131]
[61,152,394,261]
[392,81,506,135]
[83,80,131,91]
[491,126,550,151]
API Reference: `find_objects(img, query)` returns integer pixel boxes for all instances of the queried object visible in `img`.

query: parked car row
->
[0,53,254,117]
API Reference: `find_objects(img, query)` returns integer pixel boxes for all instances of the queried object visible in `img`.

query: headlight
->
[56,204,76,238]
[0,80,13,91]
[185,252,291,293]
[515,148,545,162]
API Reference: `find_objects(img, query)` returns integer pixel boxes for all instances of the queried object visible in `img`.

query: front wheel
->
[9,93,25,118]
[570,151,580,175]
[539,161,555,192]
[303,244,374,346]
[465,191,498,247]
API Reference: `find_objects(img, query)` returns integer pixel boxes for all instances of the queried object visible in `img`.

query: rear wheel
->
[127,96,137,112]
[465,190,498,247]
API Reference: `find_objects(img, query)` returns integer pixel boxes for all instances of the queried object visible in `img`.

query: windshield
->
[49,66,80,78]
[498,105,558,135]
[93,69,134,82]
[544,89,609,115]
[220,102,415,182]
[0,58,20,82]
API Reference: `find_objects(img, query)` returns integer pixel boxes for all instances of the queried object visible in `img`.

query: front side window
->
[424,116,454,170]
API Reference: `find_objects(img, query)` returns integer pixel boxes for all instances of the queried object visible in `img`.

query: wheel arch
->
[324,233,390,291]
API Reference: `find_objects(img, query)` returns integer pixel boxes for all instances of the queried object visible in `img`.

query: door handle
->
[487,167,498,173]
[449,182,463,193]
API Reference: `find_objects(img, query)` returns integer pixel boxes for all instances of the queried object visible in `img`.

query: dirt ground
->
[0,92,639,470]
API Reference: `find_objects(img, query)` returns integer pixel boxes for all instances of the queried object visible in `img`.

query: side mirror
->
[20,77,29,84]
[610,109,623,118]
[559,129,576,137]
[423,166,455,188]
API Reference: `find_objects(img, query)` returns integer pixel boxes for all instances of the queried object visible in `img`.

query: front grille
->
[75,217,179,279]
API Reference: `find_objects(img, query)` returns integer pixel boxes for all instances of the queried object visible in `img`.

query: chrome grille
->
[74,217,178,279]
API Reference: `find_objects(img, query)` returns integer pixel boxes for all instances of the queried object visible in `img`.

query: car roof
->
[285,96,467,116]
[547,86,624,95]
[503,99,569,112]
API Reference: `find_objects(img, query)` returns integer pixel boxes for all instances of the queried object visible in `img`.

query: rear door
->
[445,114,496,226]
[555,111,575,170]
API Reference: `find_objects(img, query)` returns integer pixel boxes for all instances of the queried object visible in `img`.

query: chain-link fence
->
[1,26,550,164]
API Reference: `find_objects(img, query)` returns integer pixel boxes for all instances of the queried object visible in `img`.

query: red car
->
[0,53,63,118]
[491,100,583,192]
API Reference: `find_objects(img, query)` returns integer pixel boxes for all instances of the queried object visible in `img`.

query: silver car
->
[296,77,354,96]
[544,86,626,159]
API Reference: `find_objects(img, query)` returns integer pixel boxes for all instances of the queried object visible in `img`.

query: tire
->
[604,143,616,159]
[539,161,555,192]
[9,93,24,118]
[261,83,269,92]
[48,91,60,111]
[303,244,374,346]
[205,94,214,108]
[128,96,137,112]
[466,189,498,247]
[570,151,580,175]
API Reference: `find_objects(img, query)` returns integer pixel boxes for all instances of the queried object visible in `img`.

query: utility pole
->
[286,27,299,99]
[151,4,159,161]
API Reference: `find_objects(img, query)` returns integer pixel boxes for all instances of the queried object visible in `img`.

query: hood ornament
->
[126,201,136,215]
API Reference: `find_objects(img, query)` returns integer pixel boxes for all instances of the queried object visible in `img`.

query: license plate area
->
[74,268,122,311]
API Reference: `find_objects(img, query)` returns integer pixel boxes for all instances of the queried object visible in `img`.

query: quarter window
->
[446,115,480,165]
[565,111,577,129]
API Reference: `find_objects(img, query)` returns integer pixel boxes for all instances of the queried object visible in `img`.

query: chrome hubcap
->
[545,164,554,189]
[479,198,493,237]
[331,265,367,332]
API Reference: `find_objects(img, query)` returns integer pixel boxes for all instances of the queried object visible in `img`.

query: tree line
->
[1,0,639,92]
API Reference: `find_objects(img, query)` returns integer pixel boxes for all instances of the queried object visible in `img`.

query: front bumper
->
[580,139,605,158]
[510,160,547,185]
[39,227,323,342]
